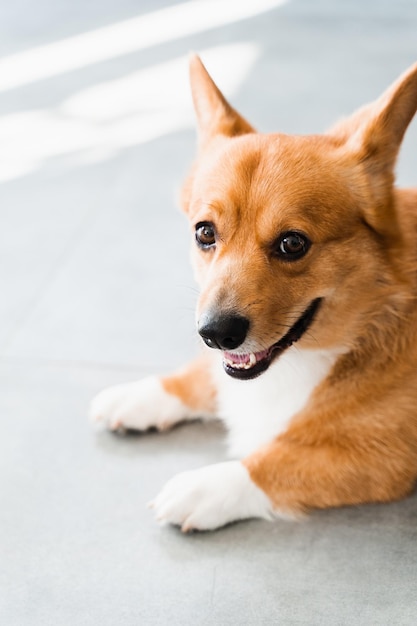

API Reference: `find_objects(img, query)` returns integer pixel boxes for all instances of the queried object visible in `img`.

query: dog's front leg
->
[90,353,217,432]
[152,422,416,531]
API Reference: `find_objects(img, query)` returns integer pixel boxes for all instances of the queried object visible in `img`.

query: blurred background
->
[1,1,417,624]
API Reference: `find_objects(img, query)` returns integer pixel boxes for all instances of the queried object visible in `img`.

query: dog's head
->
[181,57,417,380]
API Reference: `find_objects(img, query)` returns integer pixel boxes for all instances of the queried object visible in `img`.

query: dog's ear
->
[189,54,255,146]
[329,62,417,229]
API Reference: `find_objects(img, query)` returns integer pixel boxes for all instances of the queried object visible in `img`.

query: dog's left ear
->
[329,62,417,229]
[189,54,255,147]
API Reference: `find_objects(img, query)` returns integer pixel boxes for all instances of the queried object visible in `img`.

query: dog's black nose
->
[198,313,250,350]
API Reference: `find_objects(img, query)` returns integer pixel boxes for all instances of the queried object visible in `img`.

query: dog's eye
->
[195,222,216,248]
[275,231,310,260]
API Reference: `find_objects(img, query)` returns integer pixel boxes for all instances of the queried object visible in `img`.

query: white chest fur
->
[214,346,341,458]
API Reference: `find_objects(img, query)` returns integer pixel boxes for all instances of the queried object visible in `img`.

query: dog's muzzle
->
[198,299,323,380]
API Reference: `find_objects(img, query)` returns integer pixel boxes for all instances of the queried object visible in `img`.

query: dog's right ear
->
[328,62,417,233]
[189,54,255,147]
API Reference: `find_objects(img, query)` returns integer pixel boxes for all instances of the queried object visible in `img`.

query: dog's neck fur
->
[213,345,344,458]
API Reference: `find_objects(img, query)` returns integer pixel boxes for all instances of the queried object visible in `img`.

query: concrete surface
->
[1,0,417,624]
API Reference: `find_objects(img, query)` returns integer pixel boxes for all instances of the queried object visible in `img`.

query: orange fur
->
[161,353,217,415]
[165,58,417,514]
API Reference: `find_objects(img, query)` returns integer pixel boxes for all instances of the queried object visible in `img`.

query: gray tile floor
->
[1,1,417,624]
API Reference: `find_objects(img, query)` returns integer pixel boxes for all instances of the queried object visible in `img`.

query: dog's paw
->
[151,461,274,532]
[90,376,192,432]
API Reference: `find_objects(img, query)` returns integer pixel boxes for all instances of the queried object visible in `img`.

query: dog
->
[91,57,417,532]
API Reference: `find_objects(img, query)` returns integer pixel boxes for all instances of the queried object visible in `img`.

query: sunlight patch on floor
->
[0,44,260,182]
[0,0,286,92]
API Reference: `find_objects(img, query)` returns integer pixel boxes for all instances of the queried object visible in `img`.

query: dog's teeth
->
[224,354,258,370]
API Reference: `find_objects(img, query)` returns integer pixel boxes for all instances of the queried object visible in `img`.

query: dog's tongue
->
[223,349,270,368]
[223,352,251,365]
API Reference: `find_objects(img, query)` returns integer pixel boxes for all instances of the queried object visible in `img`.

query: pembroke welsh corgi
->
[91,57,417,532]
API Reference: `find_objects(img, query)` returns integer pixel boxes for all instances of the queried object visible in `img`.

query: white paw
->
[151,461,274,532]
[90,376,193,432]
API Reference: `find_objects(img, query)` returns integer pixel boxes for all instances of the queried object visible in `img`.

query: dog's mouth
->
[222,298,323,380]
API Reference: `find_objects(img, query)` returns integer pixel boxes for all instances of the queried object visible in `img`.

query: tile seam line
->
[0,354,170,373]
